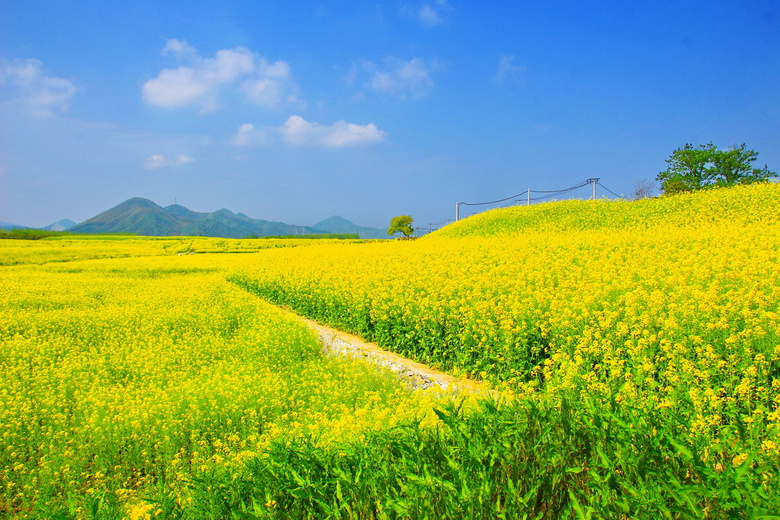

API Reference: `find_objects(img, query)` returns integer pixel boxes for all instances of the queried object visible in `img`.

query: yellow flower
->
[732,453,749,467]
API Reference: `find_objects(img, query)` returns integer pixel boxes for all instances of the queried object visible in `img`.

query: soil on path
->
[288,312,486,394]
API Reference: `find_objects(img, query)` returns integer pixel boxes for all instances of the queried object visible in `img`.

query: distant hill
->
[0,221,23,230]
[1,219,75,231]
[313,216,387,239]
[67,198,333,238]
[41,219,77,231]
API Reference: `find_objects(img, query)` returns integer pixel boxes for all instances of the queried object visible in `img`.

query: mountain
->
[313,216,387,239]
[0,221,24,230]
[1,219,75,231]
[179,208,325,238]
[69,198,182,235]
[163,204,203,221]
[67,198,332,238]
[41,219,77,231]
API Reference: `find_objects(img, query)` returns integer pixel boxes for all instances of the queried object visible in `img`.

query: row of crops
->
[2,183,779,518]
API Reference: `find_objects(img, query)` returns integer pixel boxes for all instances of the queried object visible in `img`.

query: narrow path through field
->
[284,310,487,394]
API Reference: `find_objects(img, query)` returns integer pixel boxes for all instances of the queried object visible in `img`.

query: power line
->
[456,180,592,220]
[529,182,593,201]
[459,180,590,207]
[459,190,531,207]
[414,218,453,235]
[527,181,591,195]
[596,181,626,200]
[455,178,628,221]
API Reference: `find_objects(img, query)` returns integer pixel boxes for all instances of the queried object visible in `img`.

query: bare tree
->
[632,179,656,200]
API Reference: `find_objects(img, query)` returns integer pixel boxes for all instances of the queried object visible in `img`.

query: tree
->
[387,215,414,237]
[657,142,776,194]
[632,179,656,200]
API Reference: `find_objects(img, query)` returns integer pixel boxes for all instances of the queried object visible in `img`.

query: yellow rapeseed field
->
[2,183,779,517]
[0,235,359,266]
[233,183,780,471]
[0,250,443,517]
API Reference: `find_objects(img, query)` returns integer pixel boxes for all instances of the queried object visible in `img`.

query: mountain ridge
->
[313,216,387,239]
[1,219,76,231]
[66,198,385,239]
[41,219,78,231]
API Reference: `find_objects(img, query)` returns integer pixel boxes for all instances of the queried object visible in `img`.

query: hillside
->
[40,219,77,231]
[0,221,23,230]
[68,198,331,238]
[313,216,387,239]
[1,219,76,231]
[228,182,780,514]
[435,183,780,238]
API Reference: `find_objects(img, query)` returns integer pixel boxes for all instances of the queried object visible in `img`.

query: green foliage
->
[0,228,69,240]
[657,142,776,194]
[387,215,414,237]
[178,396,780,518]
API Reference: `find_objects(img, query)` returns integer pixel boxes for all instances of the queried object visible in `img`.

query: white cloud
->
[143,67,212,110]
[419,5,441,25]
[321,120,385,147]
[241,60,303,109]
[416,1,451,25]
[232,123,269,146]
[232,117,385,148]
[275,116,385,147]
[162,39,196,58]
[143,153,194,169]
[494,55,526,87]
[0,58,76,115]
[361,57,435,99]
[142,39,301,113]
[143,154,169,169]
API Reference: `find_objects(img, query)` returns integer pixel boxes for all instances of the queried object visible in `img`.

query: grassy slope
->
[436,183,779,238]
[234,183,779,385]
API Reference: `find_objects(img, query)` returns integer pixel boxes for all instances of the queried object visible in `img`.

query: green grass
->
[174,395,780,519]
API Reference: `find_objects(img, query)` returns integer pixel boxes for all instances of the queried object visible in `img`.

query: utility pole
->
[587,178,599,200]
[455,202,462,221]
[527,188,531,206]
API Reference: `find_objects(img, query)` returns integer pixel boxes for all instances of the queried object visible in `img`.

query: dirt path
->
[287,312,486,394]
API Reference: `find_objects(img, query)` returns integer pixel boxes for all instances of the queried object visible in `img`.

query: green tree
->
[657,142,776,194]
[387,215,414,237]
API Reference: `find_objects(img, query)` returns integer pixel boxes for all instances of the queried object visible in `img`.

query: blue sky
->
[2,0,778,229]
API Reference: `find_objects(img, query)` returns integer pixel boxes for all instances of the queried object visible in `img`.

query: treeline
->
[0,229,70,240]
